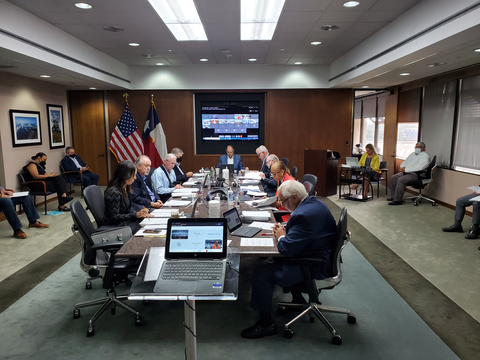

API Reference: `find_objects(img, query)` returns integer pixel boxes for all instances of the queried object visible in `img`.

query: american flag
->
[109,104,144,162]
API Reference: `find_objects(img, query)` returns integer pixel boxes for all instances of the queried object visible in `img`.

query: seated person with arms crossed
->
[387,142,429,206]
[23,152,73,211]
[217,145,244,172]
[260,154,279,197]
[151,154,184,203]
[131,155,163,212]
[103,160,150,234]
[61,146,100,188]
[0,185,48,239]
[171,147,193,184]
[241,180,337,339]
[350,143,381,197]
[442,188,480,239]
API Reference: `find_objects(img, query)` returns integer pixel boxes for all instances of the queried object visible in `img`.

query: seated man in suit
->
[260,154,279,197]
[171,147,193,184]
[217,145,244,172]
[151,154,184,203]
[131,155,163,211]
[241,180,337,339]
[61,147,99,188]
[387,142,429,205]
[442,188,480,239]
[0,186,48,239]
[256,145,270,175]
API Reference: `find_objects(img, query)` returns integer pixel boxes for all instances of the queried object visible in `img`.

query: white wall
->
[0,72,71,197]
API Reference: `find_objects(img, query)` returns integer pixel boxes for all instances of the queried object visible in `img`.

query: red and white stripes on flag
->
[142,100,167,167]
[109,103,144,162]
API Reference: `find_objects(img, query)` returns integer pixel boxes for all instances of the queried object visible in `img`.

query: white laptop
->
[342,157,362,168]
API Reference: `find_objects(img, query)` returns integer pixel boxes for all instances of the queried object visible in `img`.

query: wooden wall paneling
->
[68,91,108,185]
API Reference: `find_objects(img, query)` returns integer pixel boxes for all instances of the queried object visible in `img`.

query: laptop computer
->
[223,207,262,237]
[219,163,235,175]
[153,218,228,295]
[342,157,362,168]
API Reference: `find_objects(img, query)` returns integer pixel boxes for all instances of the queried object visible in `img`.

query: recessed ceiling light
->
[156,63,164,66]
[343,1,360,7]
[311,41,321,45]
[294,62,302,65]
[89,87,97,90]
[199,58,208,62]
[426,62,447,67]
[280,48,285,51]
[474,48,480,52]
[362,85,369,88]
[400,73,410,76]
[321,25,340,31]
[129,43,140,47]
[40,75,50,78]
[75,3,92,9]
[248,58,257,62]
[241,0,286,40]
[103,26,124,32]
[168,49,173,52]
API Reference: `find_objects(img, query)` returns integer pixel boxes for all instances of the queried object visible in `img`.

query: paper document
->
[239,180,261,185]
[241,238,274,247]
[467,186,480,193]
[241,172,262,180]
[140,218,168,226]
[242,211,270,221]
[150,209,176,217]
[193,173,206,177]
[144,247,165,281]
[250,221,275,230]
[470,195,480,202]
[173,188,199,193]
[246,190,267,197]
[10,191,29,198]
[134,226,167,237]
[162,200,191,207]
[227,240,232,246]
[240,185,260,191]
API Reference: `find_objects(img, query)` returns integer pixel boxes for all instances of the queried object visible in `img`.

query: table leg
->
[184,300,197,360]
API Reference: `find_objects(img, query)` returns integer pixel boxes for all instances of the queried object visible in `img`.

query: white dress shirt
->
[401,151,430,173]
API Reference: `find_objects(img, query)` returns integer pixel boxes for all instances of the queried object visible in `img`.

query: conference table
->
[117,171,282,360]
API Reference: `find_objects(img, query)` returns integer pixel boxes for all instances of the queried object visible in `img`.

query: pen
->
[143,207,150,220]
[261,233,273,236]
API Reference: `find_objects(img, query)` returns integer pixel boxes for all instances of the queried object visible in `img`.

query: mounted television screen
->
[195,93,265,155]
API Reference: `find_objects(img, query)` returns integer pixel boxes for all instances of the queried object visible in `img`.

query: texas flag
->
[142,101,167,167]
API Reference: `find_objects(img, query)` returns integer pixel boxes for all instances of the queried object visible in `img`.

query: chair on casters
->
[404,156,437,206]
[290,166,298,180]
[18,171,54,215]
[277,207,356,345]
[70,200,141,336]
[281,157,289,167]
[84,185,118,229]
[60,164,84,198]
[300,174,318,196]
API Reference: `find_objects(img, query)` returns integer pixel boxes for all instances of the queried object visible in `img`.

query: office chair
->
[281,157,289,167]
[277,208,355,345]
[70,200,140,336]
[60,164,84,198]
[300,174,318,196]
[404,156,437,206]
[18,171,54,215]
[83,185,109,228]
[291,166,298,180]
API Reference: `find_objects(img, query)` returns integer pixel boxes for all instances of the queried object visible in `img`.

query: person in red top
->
[271,161,296,222]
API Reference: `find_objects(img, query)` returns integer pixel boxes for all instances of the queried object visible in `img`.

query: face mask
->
[177,157,182,163]
[69,154,75,158]
[414,148,421,155]
[39,161,46,167]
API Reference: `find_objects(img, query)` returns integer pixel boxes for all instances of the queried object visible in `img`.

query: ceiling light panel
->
[241,0,286,40]
[148,0,208,41]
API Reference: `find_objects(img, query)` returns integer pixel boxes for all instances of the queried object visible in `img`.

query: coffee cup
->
[171,210,180,218]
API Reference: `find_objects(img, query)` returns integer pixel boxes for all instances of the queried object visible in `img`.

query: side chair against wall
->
[277,207,356,345]
[300,174,318,196]
[404,155,437,206]
[364,161,388,198]
[281,157,289,167]
[70,200,141,337]
[60,164,84,198]
[18,171,54,215]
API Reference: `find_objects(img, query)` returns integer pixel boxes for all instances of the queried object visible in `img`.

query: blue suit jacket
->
[131,173,160,211]
[173,164,188,184]
[61,155,86,182]
[275,196,337,286]
[260,154,271,177]
[217,154,243,171]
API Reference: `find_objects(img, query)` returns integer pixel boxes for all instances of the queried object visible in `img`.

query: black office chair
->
[300,174,317,196]
[290,166,298,180]
[281,158,289,167]
[405,155,437,206]
[70,200,140,336]
[18,171,54,215]
[368,161,388,198]
[60,164,84,198]
[277,208,356,345]
[84,185,109,228]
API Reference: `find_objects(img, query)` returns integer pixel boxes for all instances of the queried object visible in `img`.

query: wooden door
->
[69,91,108,185]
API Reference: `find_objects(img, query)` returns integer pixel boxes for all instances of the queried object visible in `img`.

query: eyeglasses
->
[256,153,262,157]
[279,196,291,205]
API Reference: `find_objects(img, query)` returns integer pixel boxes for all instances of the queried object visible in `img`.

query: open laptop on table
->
[223,207,261,237]
[342,157,363,169]
[153,218,227,295]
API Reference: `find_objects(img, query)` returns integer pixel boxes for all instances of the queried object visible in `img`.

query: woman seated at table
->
[350,143,381,197]
[270,161,296,222]
[23,152,73,211]
[104,160,150,234]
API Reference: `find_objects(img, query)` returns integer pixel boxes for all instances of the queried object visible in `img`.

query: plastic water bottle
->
[228,190,234,206]
[235,194,240,208]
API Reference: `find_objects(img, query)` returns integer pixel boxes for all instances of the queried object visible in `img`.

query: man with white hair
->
[260,154,279,197]
[256,145,270,174]
[131,155,163,211]
[241,180,337,339]
[151,153,183,202]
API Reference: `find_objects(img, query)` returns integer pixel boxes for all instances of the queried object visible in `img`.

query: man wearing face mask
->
[388,142,430,205]
[131,155,163,211]
[171,147,193,184]
[61,147,99,188]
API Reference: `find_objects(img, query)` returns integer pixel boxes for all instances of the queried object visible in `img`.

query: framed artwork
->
[46,104,65,149]
[9,109,42,147]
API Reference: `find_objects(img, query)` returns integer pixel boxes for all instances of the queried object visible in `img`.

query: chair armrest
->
[21,180,47,193]
[62,170,83,180]
[91,241,123,254]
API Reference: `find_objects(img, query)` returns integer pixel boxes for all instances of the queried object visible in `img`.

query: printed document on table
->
[240,185,260,191]
[241,172,262,180]
[140,218,168,226]
[10,191,29,197]
[246,190,267,197]
[134,226,167,237]
[241,238,274,247]
[242,211,271,221]
[162,200,191,207]
[250,221,275,230]
[150,209,176,217]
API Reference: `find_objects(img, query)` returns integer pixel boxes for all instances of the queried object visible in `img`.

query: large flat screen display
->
[195,93,265,155]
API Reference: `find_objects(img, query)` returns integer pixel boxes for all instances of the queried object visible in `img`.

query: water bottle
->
[235,194,240,208]
[228,190,234,206]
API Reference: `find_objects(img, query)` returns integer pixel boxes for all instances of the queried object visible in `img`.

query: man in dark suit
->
[241,180,337,339]
[256,145,270,175]
[217,145,244,172]
[60,147,99,188]
[131,155,163,211]
[260,154,279,197]
[171,147,193,184]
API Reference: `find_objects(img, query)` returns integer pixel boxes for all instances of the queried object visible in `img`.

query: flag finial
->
[123,92,129,105]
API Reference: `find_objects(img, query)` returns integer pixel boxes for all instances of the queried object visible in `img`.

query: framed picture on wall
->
[9,109,42,148]
[46,104,65,149]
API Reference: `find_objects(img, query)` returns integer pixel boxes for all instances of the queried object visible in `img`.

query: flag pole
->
[123,92,129,106]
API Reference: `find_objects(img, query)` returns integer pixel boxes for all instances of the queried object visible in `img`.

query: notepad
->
[241,238,274,247]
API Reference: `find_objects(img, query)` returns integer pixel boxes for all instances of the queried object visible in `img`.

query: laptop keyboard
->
[232,226,261,237]
[161,261,223,281]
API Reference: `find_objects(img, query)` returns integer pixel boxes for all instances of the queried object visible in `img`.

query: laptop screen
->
[223,208,242,232]
[166,218,227,259]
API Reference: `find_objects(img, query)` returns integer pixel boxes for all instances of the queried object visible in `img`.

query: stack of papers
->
[242,211,270,221]
[140,217,168,226]
[467,186,480,202]
[250,221,275,230]
[134,226,167,237]
[239,179,261,185]
[240,172,262,180]
[150,209,175,217]
[240,185,260,191]
[162,200,191,207]
[246,190,267,197]
[10,191,30,198]
[240,238,274,247]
